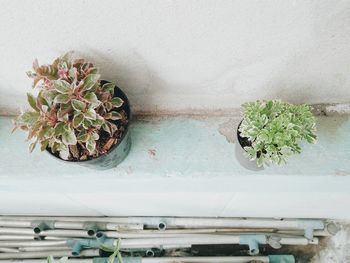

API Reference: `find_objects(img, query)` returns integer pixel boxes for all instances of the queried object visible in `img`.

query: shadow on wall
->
[79,48,168,113]
[265,1,350,104]
[0,90,26,115]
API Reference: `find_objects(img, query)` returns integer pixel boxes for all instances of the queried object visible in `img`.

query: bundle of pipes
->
[0,255,296,263]
[0,216,338,260]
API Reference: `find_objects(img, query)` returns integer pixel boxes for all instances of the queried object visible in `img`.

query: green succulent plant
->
[238,100,317,167]
[14,52,127,160]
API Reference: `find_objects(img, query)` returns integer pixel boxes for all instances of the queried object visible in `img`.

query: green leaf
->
[305,133,317,144]
[84,92,101,108]
[54,122,67,136]
[29,141,37,152]
[86,137,96,153]
[84,108,96,120]
[38,126,54,138]
[40,139,49,151]
[92,115,105,127]
[47,256,54,263]
[109,122,118,134]
[105,102,113,111]
[71,99,86,111]
[69,68,77,79]
[82,74,100,91]
[257,157,264,167]
[77,131,89,142]
[54,94,70,104]
[18,112,40,125]
[27,93,39,111]
[84,92,99,103]
[62,128,77,145]
[59,146,70,160]
[73,113,84,128]
[53,80,72,94]
[102,122,111,135]
[82,119,92,129]
[111,97,124,108]
[60,51,73,63]
[106,111,122,120]
[102,82,115,95]
[91,131,99,140]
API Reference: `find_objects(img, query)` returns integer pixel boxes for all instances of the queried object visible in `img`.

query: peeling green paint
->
[2,115,349,177]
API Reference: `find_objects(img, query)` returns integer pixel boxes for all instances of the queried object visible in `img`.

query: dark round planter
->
[235,120,263,171]
[47,80,131,170]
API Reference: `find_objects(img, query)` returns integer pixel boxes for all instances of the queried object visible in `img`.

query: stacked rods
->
[0,216,338,259]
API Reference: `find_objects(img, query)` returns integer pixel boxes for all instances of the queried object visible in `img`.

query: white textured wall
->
[1,0,350,114]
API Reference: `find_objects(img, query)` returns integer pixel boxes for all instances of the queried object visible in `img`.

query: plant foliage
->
[238,100,317,167]
[14,52,127,160]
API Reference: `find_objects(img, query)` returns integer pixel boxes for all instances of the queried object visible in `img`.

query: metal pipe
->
[0,220,142,234]
[0,260,90,263]
[142,257,270,263]
[0,240,67,248]
[0,216,323,230]
[18,246,73,252]
[0,236,37,241]
[96,234,317,248]
[0,221,31,228]
[0,256,295,263]
[0,249,98,259]
[0,226,322,240]
[0,248,20,253]
[0,227,91,238]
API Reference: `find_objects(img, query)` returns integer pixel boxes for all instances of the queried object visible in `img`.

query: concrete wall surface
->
[1,0,350,115]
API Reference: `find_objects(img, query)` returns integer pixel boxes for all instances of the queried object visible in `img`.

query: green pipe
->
[96,232,115,248]
[269,255,295,263]
[297,220,324,240]
[66,239,100,256]
[239,234,266,255]
[67,232,116,256]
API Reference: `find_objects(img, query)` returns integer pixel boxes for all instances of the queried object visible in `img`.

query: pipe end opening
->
[33,227,41,234]
[87,229,96,236]
[96,232,104,238]
[146,250,155,257]
[250,249,258,255]
[158,222,166,231]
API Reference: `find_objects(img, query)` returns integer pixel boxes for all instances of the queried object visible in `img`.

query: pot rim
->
[236,119,247,150]
[46,80,131,163]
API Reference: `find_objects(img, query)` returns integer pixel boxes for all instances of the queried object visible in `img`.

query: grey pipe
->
[0,255,295,263]
[18,246,73,252]
[0,248,20,253]
[0,216,324,230]
[0,240,67,248]
[0,249,99,259]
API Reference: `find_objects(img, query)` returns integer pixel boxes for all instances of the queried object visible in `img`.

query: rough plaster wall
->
[311,224,350,263]
[0,0,350,115]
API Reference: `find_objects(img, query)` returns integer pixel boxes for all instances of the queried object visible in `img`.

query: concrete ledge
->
[0,115,350,218]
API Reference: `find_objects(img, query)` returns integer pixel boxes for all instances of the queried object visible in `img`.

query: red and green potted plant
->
[13,52,131,169]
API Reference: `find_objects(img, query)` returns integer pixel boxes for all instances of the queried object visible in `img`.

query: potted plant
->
[236,100,317,169]
[13,52,131,170]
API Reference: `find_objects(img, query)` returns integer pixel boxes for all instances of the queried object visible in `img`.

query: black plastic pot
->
[235,120,263,171]
[47,80,131,170]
